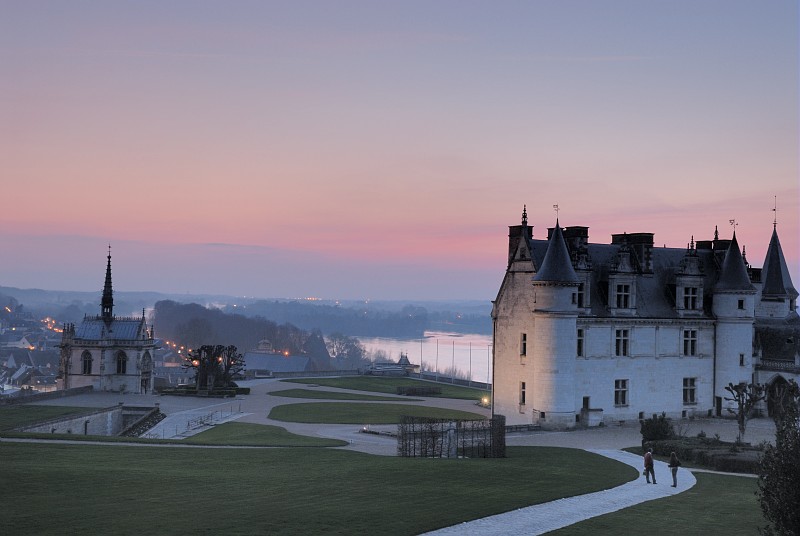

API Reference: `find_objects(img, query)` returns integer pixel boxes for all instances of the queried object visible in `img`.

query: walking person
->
[643,448,656,484]
[668,451,681,487]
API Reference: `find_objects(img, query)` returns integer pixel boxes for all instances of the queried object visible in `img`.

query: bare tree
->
[724,382,765,443]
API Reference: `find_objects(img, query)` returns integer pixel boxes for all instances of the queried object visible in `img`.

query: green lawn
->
[268,402,486,424]
[283,376,487,400]
[268,388,420,401]
[185,422,346,447]
[0,405,93,431]
[0,444,634,536]
[551,472,762,535]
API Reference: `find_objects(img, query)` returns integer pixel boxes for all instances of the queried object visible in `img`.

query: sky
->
[1,1,797,301]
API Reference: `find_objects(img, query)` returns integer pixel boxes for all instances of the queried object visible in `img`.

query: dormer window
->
[577,283,585,308]
[616,284,630,308]
[683,287,698,310]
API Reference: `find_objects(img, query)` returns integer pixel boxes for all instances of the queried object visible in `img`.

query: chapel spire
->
[101,245,114,321]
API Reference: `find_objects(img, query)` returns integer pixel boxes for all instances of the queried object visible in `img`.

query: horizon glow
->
[1,1,797,301]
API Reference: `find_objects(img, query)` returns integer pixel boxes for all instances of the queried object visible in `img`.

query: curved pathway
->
[421,449,696,535]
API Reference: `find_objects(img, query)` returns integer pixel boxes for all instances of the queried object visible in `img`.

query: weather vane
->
[772,196,778,228]
[553,204,559,218]
[729,219,738,232]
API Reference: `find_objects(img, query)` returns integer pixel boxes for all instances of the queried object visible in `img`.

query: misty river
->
[359,331,493,385]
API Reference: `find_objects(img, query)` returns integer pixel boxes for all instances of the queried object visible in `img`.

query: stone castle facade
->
[491,207,799,429]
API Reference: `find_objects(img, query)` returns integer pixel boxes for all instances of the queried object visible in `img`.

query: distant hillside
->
[222,299,492,337]
[0,286,492,336]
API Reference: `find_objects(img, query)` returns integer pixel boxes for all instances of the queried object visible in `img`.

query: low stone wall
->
[0,386,93,406]
[15,404,157,437]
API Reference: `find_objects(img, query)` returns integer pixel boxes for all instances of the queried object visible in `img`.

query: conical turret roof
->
[533,220,579,283]
[761,226,798,298]
[715,233,754,292]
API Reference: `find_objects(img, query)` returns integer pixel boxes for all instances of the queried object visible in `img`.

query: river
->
[358,331,493,384]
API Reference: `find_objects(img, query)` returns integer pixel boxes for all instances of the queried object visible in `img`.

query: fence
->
[397,415,506,458]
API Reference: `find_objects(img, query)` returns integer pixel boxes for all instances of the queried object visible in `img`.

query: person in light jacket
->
[668,451,681,487]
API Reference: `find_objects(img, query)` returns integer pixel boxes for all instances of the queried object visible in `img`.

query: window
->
[577,329,585,357]
[116,351,127,374]
[683,378,696,404]
[81,351,92,375]
[577,283,585,308]
[615,329,629,357]
[616,284,630,308]
[738,299,745,310]
[682,329,697,356]
[519,382,526,405]
[739,354,745,367]
[614,379,628,406]
[683,287,698,310]
[520,333,527,356]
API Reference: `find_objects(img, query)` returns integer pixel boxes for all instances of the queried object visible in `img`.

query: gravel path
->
[421,449,696,535]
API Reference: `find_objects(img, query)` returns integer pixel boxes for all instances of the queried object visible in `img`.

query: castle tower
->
[491,207,539,425]
[530,219,580,429]
[712,232,756,415]
[758,224,798,318]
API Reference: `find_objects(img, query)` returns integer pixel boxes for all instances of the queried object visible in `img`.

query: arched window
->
[141,351,152,372]
[116,351,128,374]
[81,351,92,375]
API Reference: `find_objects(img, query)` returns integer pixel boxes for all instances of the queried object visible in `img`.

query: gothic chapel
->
[58,249,156,393]
[491,207,799,429]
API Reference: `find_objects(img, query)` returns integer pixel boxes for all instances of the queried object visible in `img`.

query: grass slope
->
[0,445,634,536]
[185,422,346,447]
[0,405,94,431]
[551,472,762,535]
[283,377,486,400]
[267,388,419,401]
[268,402,486,424]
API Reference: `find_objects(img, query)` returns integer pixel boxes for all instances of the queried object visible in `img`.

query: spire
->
[101,245,114,321]
[521,205,528,226]
[761,225,797,299]
[715,232,754,292]
[533,219,579,283]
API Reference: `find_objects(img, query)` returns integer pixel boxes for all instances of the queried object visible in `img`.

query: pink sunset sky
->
[1,1,797,301]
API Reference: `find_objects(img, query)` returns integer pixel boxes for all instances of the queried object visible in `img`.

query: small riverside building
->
[492,207,799,429]
[58,249,156,393]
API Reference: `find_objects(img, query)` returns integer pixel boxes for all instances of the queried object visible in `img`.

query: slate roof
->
[533,221,579,284]
[715,233,755,292]
[74,316,147,341]
[761,227,798,299]
[754,316,800,361]
[525,232,728,319]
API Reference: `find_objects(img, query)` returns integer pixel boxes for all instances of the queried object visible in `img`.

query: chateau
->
[491,207,799,429]
[58,250,156,393]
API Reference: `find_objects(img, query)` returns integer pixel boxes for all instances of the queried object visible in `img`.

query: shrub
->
[639,412,675,443]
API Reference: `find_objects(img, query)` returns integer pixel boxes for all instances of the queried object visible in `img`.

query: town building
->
[58,249,156,393]
[491,207,799,429]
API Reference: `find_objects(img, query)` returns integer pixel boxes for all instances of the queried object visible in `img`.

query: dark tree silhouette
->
[183,345,244,391]
[757,379,800,535]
